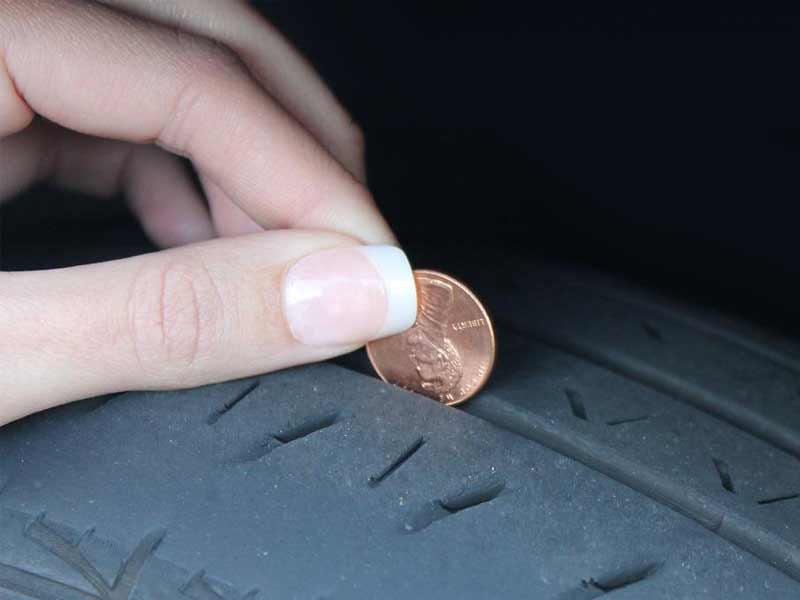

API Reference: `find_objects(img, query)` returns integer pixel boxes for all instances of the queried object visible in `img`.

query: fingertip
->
[282,245,417,347]
[357,245,418,338]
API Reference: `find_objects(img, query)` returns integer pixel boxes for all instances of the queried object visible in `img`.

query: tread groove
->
[500,320,800,460]
[565,389,588,421]
[0,561,99,599]
[641,321,664,342]
[550,277,800,376]
[368,436,426,487]
[113,529,166,596]
[26,513,112,596]
[272,412,339,444]
[583,561,660,594]
[404,481,505,532]
[757,493,800,506]
[181,569,228,600]
[207,381,260,425]
[439,481,505,513]
[77,527,96,547]
[606,415,650,426]
[712,458,735,493]
[468,394,800,583]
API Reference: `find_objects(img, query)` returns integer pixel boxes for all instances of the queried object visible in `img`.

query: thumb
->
[0,231,417,424]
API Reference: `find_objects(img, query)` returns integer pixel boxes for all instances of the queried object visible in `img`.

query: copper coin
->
[367,270,496,406]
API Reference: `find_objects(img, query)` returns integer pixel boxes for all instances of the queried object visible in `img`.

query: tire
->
[1,259,799,599]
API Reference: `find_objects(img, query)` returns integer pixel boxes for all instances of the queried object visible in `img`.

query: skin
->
[0,0,396,424]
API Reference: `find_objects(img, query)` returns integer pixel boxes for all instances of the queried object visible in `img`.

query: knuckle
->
[159,32,247,150]
[176,30,244,80]
[127,256,224,377]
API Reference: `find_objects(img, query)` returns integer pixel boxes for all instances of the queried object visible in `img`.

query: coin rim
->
[366,269,496,406]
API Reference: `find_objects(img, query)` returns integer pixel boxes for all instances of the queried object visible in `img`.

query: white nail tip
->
[357,245,418,339]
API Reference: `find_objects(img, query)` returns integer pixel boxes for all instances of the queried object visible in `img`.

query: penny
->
[367,270,496,406]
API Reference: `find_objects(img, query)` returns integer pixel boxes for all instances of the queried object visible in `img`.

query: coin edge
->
[366,269,496,407]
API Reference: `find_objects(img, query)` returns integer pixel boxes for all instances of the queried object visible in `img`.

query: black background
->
[3,3,800,333]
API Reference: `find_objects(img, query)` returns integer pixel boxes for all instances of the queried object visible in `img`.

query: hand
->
[0,0,417,424]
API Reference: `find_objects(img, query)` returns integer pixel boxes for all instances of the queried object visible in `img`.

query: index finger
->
[0,0,394,244]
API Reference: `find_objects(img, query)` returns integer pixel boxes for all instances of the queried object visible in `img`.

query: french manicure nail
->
[283,245,417,347]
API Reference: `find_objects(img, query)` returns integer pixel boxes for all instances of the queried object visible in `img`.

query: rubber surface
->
[1,261,799,598]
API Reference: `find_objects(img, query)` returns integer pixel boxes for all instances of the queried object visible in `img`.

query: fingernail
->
[283,245,418,347]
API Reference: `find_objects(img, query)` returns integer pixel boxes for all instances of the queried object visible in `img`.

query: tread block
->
[0,364,796,598]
